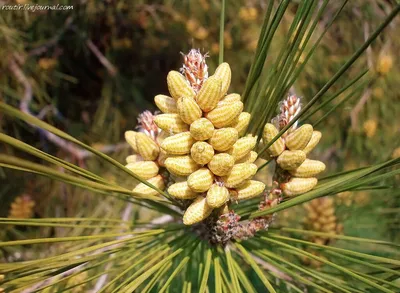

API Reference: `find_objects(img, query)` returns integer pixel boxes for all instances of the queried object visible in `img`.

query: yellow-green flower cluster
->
[153,52,265,225]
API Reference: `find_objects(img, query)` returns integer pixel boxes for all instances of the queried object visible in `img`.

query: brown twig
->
[86,40,118,77]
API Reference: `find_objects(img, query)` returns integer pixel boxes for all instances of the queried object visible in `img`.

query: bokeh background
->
[0,0,399,276]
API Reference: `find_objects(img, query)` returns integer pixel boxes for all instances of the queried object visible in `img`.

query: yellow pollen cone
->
[262,123,285,157]
[154,94,178,113]
[190,141,215,165]
[125,131,139,153]
[208,153,235,176]
[135,132,160,161]
[218,93,241,106]
[183,196,213,225]
[208,128,238,151]
[187,168,214,192]
[228,136,257,162]
[205,101,243,128]
[161,132,195,155]
[167,70,195,100]
[126,154,142,164]
[285,124,313,150]
[190,118,215,141]
[165,156,199,176]
[236,180,265,200]
[132,175,165,197]
[236,151,258,164]
[222,163,257,188]
[289,159,326,177]
[303,131,322,154]
[196,76,222,112]
[213,62,231,99]
[276,150,306,170]
[168,181,198,199]
[125,161,159,180]
[206,184,230,208]
[154,114,189,134]
[229,112,251,136]
[281,177,318,197]
[177,97,202,124]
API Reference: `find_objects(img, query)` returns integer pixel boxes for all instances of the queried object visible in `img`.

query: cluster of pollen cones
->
[124,49,265,225]
[262,111,325,196]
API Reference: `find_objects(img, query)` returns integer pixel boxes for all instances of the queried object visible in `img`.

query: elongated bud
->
[161,132,195,155]
[168,181,198,199]
[196,76,222,112]
[154,94,178,113]
[125,161,159,180]
[190,141,214,165]
[303,131,322,154]
[276,150,306,170]
[165,156,199,176]
[135,132,160,161]
[187,168,214,192]
[262,123,285,157]
[289,159,326,177]
[222,163,257,188]
[236,180,265,200]
[183,196,213,225]
[167,71,195,100]
[213,62,231,98]
[281,177,317,197]
[236,151,257,163]
[206,184,230,208]
[154,114,189,133]
[228,136,257,162]
[190,118,214,141]
[132,175,165,197]
[177,97,202,124]
[207,153,235,176]
[126,154,142,164]
[285,124,313,150]
[229,112,250,135]
[125,131,139,153]
[205,101,243,128]
[208,128,238,151]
